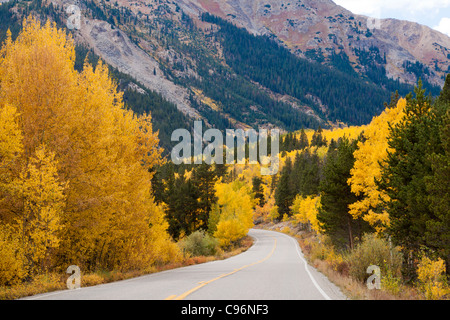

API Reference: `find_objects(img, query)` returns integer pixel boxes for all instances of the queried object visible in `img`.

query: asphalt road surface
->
[23,229,347,300]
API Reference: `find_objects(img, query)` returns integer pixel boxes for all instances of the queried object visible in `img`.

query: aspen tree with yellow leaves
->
[211,180,255,248]
[14,145,66,275]
[0,103,26,285]
[291,195,321,233]
[0,17,179,282]
[348,97,406,232]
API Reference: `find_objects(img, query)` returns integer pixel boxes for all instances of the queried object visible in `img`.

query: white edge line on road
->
[22,230,332,300]
[289,235,332,300]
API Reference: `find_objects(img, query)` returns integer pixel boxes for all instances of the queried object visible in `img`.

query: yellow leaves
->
[0,103,23,193]
[0,103,22,165]
[347,98,406,231]
[191,87,221,111]
[254,195,278,222]
[302,126,365,147]
[214,220,247,248]
[184,169,193,180]
[0,224,26,286]
[212,180,255,248]
[0,17,176,276]
[417,256,449,300]
[15,145,66,273]
[0,18,77,155]
[135,113,162,170]
[291,195,321,233]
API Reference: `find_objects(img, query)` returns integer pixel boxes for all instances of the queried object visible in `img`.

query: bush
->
[416,256,449,300]
[214,219,246,248]
[0,272,65,300]
[348,233,403,284]
[178,230,218,257]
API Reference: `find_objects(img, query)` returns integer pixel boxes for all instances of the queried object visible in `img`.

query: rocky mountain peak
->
[176,0,450,87]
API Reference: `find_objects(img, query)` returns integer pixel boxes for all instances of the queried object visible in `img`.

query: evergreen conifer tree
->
[299,128,309,149]
[275,157,295,218]
[318,137,371,249]
[378,81,446,276]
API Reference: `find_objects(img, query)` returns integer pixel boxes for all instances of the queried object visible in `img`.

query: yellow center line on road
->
[165,236,277,300]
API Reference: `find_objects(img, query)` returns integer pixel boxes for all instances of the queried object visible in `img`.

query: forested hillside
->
[2,0,440,151]
[0,0,448,301]
[202,13,399,125]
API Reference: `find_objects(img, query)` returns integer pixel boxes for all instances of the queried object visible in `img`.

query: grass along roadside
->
[255,220,424,300]
[0,236,253,300]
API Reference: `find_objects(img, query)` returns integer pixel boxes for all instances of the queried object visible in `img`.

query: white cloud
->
[434,17,450,36]
[333,0,450,17]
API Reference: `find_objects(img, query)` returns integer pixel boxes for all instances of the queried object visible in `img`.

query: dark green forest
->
[201,13,441,126]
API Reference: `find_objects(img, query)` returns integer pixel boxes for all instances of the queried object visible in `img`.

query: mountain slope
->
[1,0,448,151]
[176,0,450,90]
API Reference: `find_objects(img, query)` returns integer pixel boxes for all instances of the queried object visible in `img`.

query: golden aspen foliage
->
[291,195,321,233]
[13,145,66,275]
[0,21,77,159]
[214,220,246,248]
[321,126,366,144]
[417,255,449,300]
[0,103,23,204]
[0,102,27,285]
[254,194,276,222]
[0,224,26,286]
[0,17,178,277]
[347,98,406,232]
[212,181,255,248]
[301,126,365,148]
[0,103,23,170]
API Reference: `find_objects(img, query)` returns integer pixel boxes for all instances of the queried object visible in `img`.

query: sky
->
[333,0,450,37]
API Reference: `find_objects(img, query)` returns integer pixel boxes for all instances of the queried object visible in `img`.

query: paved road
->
[23,229,347,300]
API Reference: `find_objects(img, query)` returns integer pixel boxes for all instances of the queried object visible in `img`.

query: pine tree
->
[311,126,327,147]
[298,128,309,149]
[318,137,371,249]
[275,157,295,218]
[424,75,450,274]
[191,163,218,231]
[291,149,322,197]
[252,176,265,207]
[165,174,199,239]
[302,150,321,196]
[378,81,445,276]
[438,74,450,104]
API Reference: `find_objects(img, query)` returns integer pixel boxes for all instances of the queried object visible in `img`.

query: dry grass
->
[0,235,254,300]
[310,258,420,300]
[294,232,421,300]
[0,273,66,300]
[256,220,423,300]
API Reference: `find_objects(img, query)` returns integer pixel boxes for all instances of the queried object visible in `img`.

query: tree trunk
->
[347,215,354,250]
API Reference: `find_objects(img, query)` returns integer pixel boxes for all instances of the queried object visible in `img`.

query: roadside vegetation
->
[0,14,448,301]
[0,18,253,300]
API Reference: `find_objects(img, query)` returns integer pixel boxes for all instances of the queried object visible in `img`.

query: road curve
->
[22,229,347,300]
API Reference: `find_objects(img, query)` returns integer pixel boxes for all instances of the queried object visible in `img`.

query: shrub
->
[348,233,403,284]
[281,226,291,234]
[178,230,218,257]
[214,219,246,248]
[82,273,106,287]
[380,268,403,295]
[416,256,449,300]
